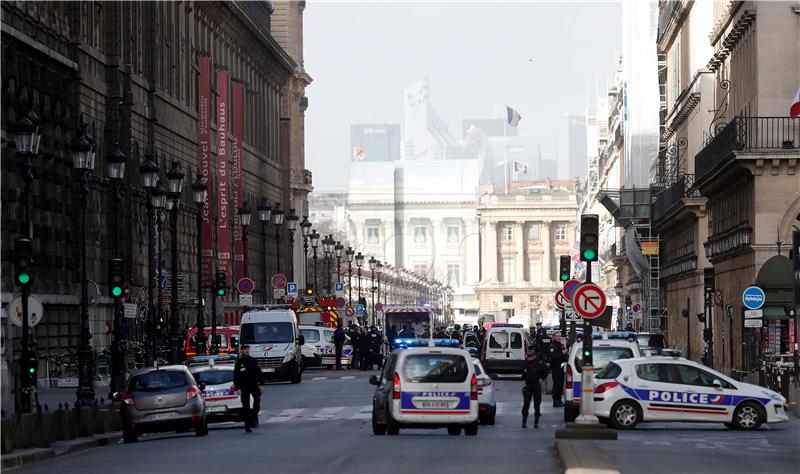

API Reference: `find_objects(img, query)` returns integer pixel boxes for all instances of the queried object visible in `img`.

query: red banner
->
[197,54,213,285]
[215,66,231,283]
[232,80,245,280]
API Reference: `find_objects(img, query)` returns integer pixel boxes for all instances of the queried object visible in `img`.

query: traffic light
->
[20,353,37,386]
[625,296,632,312]
[214,270,227,297]
[703,268,715,294]
[582,337,593,367]
[559,256,571,282]
[108,258,125,298]
[305,285,314,296]
[14,238,33,287]
[579,214,599,262]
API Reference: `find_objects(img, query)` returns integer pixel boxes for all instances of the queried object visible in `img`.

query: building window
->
[528,258,542,282]
[413,264,428,276]
[366,224,380,245]
[529,295,540,304]
[555,224,567,241]
[447,224,460,244]
[503,295,513,303]
[501,258,513,282]
[447,263,461,287]
[528,223,540,240]
[502,224,513,242]
[708,177,752,236]
[414,225,427,244]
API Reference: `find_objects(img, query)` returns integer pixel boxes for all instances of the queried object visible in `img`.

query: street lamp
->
[272,203,284,275]
[257,197,273,304]
[191,174,208,356]
[369,257,378,326]
[322,235,334,293]
[13,108,42,156]
[71,120,97,406]
[346,247,355,306]
[166,160,185,365]
[106,141,129,397]
[152,179,168,363]
[310,230,320,294]
[334,241,344,290]
[139,153,159,365]
[286,209,299,281]
[300,216,312,287]
[239,202,252,278]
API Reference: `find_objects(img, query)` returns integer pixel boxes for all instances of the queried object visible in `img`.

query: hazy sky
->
[304,1,623,191]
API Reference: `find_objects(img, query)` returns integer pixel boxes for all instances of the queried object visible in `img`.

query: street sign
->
[563,279,581,299]
[237,277,255,295]
[742,286,765,310]
[273,288,286,299]
[138,304,148,322]
[744,309,763,319]
[123,303,137,319]
[554,290,567,309]
[641,241,659,256]
[714,289,723,306]
[335,297,346,308]
[632,303,641,313]
[744,319,763,328]
[160,274,167,289]
[271,274,287,289]
[345,306,355,317]
[356,304,365,316]
[375,302,384,312]
[164,274,190,304]
[239,294,253,306]
[335,282,345,296]
[564,305,582,322]
[287,282,299,298]
[9,296,44,327]
[571,283,607,320]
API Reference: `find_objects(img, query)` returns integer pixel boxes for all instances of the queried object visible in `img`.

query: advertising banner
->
[215,66,230,283]
[197,54,213,285]
[232,80,245,280]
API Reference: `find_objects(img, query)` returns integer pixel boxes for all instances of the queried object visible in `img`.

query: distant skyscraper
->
[351,124,401,162]
[403,76,457,160]
[461,119,517,139]
[567,115,587,179]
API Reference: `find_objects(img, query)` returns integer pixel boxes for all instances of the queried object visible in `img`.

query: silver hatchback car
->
[116,365,208,443]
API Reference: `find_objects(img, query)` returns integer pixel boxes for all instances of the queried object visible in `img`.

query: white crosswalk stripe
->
[265,408,305,423]
[309,406,346,420]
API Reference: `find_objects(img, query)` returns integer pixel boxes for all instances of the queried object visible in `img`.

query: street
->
[10,368,799,474]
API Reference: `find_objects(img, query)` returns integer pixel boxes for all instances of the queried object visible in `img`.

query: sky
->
[304,1,623,192]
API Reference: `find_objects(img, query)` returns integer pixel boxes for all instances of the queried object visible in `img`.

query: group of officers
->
[521,323,567,428]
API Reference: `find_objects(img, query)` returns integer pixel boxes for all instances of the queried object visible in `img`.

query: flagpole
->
[504,118,508,194]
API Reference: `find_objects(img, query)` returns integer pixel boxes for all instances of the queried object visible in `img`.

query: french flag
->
[506,106,522,127]
[791,87,800,119]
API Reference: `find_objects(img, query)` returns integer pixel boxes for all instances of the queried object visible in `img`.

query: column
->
[541,221,552,282]
[515,221,525,283]
[485,220,498,282]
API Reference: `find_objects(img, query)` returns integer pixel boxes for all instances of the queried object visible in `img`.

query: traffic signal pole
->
[20,280,33,413]
[576,261,599,425]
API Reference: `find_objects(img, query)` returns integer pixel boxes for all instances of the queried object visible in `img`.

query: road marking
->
[351,405,372,419]
[311,376,328,381]
[341,376,356,380]
[310,406,346,419]
[265,408,304,423]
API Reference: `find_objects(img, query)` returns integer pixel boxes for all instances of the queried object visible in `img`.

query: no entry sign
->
[571,283,606,319]
[554,290,567,309]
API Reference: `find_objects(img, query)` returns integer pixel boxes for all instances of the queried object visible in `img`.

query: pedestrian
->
[549,331,567,407]
[233,344,262,433]
[521,351,549,428]
[398,325,415,339]
[350,326,361,370]
[359,327,372,370]
[433,326,447,339]
[387,325,398,350]
[333,325,346,370]
[370,326,383,370]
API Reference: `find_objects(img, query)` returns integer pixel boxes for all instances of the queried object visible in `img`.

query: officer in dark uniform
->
[333,326,347,370]
[521,351,550,428]
[533,323,552,363]
[233,344,263,432]
[548,331,567,407]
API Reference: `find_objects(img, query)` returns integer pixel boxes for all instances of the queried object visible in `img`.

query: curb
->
[556,439,621,474]
[1,432,121,470]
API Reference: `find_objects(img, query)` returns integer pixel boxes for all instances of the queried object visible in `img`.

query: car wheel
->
[196,418,209,437]
[447,426,462,436]
[564,402,579,422]
[386,410,400,435]
[733,402,764,431]
[122,428,137,443]
[464,421,479,436]
[372,410,386,435]
[609,400,641,430]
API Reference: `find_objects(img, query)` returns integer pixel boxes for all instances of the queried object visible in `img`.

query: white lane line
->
[265,408,305,423]
[341,376,356,380]
[310,406,346,420]
[351,405,373,420]
[496,402,504,415]
[311,376,328,381]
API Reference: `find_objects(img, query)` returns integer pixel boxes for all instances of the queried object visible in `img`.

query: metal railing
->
[696,117,800,181]
[651,173,703,222]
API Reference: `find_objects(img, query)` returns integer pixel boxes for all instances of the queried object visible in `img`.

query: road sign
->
[744,319,763,328]
[564,305,582,322]
[744,309,763,319]
[563,279,581,299]
[641,241,659,256]
[742,286,765,310]
[335,282,345,296]
[571,283,607,319]
[237,277,255,295]
[123,303,137,319]
[554,290,567,309]
[9,296,44,327]
[375,302,384,312]
[345,306,355,317]
[164,274,190,304]
[239,294,253,306]
[714,289,723,306]
[356,304,365,316]
[287,282,299,298]
[335,297,346,308]
[138,304,148,321]
[273,288,287,299]
[632,303,641,313]
[271,274,287,289]
[160,274,167,289]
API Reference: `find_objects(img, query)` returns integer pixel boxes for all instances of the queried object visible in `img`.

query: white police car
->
[189,358,244,423]
[473,359,496,425]
[593,356,789,430]
[370,339,479,436]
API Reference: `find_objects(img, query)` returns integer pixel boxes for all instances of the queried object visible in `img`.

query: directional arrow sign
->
[571,283,607,319]
[554,290,567,309]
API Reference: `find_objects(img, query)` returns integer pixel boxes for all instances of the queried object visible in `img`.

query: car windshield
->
[301,329,320,343]
[129,370,189,391]
[575,347,634,371]
[402,354,468,383]
[240,322,294,344]
[193,370,234,385]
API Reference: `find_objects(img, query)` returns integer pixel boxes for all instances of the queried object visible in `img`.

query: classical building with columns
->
[476,179,580,325]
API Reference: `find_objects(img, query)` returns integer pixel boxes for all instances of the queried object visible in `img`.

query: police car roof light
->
[489,323,523,328]
[393,338,461,349]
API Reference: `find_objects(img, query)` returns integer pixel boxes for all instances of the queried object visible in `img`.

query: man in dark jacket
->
[348,326,360,370]
[548,331,567,407]
[358,328,372,370]
[333,326,347,370]
[369,327,383,370]
[521,352,550,428]
[432,327,448,339]
[387,325,399,350]
[233,344,263,432]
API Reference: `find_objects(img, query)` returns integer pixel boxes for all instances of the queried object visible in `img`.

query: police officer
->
[521,351,549,428]
[533,323,551,362]
[233,344,262,433]
[433,326,448,339]
[548,331,567,407]
[333,325,347,370]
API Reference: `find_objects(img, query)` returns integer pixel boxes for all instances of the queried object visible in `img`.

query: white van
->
[299,325,353,368]
[239,306,304,384]
[481,324,529,376]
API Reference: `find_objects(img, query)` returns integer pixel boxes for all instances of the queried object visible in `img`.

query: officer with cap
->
[521,351,550,428]
[548,331,567,407]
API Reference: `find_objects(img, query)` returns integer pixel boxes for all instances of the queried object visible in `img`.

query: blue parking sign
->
[356,304,365,316]
[287,282,298,297]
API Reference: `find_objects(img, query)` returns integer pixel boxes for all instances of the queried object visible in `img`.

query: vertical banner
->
[197,54,213,285]
[232,80,245,280]
[215,66,231,283]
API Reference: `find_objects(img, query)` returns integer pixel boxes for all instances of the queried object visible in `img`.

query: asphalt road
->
[11,368,800,474]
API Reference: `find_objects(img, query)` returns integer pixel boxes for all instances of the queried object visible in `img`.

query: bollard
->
[78,407,94,437]
[52,408,68,441]
[33,412,56,448]
[1,418,14,454]
[13,413,35,449]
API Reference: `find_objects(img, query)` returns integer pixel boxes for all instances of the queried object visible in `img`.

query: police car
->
[189,357,244,423]
[370,339,479,436]
[473,359,496,425]
[592,356,789,430]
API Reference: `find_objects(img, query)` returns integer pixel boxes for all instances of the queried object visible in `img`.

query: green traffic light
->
[18,272,31,284]
[582,248,597,260]
[112,286,123,297]
[217,289,225,296]
[28,367,35,374]
[560,274,569,282]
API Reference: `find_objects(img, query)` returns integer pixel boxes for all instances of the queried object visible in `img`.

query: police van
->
[481,324,529,376]
[299,325,352,368]
[370,339,479,436]
[563,332,641,422]
[593,356,788,430]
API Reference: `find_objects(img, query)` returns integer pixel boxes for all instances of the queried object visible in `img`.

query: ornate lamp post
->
[334,241,344,289]
[71,121,98,405]
[239,203,252,278]
[257,197,273,304]
[152,180,168,361]
[106,141,128,396]
[300,216,312,287]
[322,235,334,294]
[165,161,185,364]
[286,209,299,281]
[345,247,355,306]
[310,230,320,294]
[355,252,365,307]
[272,203,285,274]
[368,257,378,326]
[138,153,159,365]
[190,175,208,356]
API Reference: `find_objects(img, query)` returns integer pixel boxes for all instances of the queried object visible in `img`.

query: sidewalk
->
[1,432,121,469]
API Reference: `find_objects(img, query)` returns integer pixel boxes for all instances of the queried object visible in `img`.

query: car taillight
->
[477,378,491,388]
[392,373,401,400]
[565,365,573,389]
[186,386,201,400]
[122,392,134,406]
[594,381,620,394]
[470,374,478,400]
